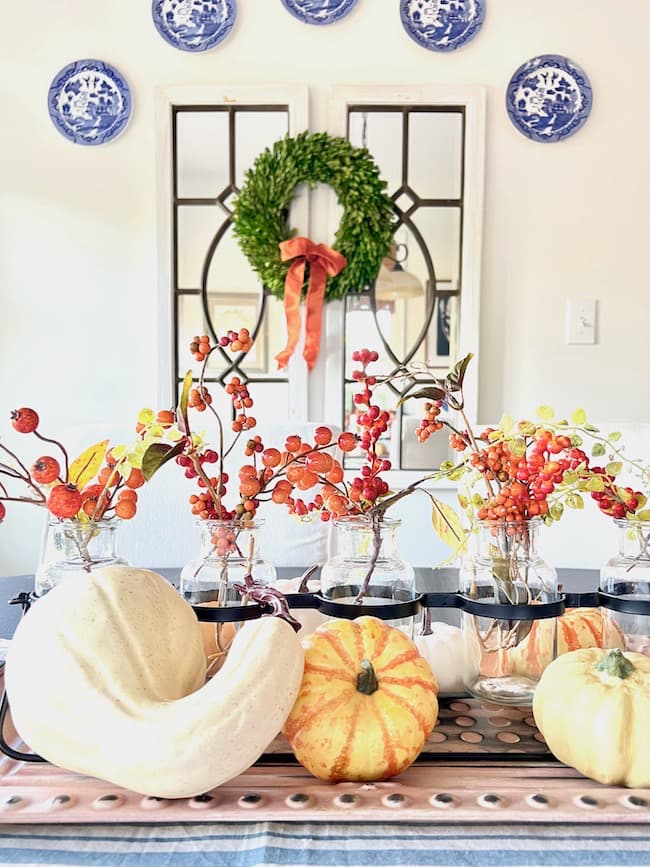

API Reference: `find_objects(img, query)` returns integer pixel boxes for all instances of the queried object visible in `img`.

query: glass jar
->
[180,518,276,608]
[320,515,416,636]
[459,518,559,706]
[35,517,128,597]
[600,519,650,655]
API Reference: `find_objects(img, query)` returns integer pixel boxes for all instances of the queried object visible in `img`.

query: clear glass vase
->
[459,518,559,706]
[600,519,650,655]
[320,515,416,636]
[35,517,128,597]
[179,518,276,608]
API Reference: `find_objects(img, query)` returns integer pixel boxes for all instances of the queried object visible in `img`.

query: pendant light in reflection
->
[374,242,424,302]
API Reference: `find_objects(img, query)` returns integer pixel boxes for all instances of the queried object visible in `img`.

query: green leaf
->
[585,476,605,492]
[566,493,584,510]
[584,423,600,433]
[430,496,466,550]
[609,431,622,442]
[397,386,446,406]
[499,413,514,435]
[68,440,109,489]
[592,443,606,458]
[571,408,587,426]
[537,405,554,421]
[508,437,526,457]
[606,461,623,477]
[636,509,650,521]
[141,441,186,482]
[446,352,474,390]
[549,503,564,521]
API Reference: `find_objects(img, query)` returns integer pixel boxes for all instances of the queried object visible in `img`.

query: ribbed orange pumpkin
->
[283,616,439,782]
[509,607,625,678]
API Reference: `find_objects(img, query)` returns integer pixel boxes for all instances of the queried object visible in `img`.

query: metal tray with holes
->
[1,667,649,825]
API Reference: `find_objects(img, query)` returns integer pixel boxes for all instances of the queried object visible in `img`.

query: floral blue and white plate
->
[400,0,485,52]
[152,0,236,52]
[506,54,593,143]
[280,0,358,26]
[47,59,132,146]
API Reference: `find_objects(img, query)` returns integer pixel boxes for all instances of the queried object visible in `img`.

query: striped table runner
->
[1,822,650,866]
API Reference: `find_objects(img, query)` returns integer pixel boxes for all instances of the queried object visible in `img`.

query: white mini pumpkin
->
[415,620,479,696]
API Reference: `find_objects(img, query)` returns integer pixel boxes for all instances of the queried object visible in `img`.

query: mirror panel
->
[176,111,230,199]
[408,111,463,199]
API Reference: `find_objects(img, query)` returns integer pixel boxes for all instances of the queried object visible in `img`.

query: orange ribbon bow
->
[275,237,347,371]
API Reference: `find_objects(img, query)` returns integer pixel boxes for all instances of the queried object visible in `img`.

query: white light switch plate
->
[565,298,597,345]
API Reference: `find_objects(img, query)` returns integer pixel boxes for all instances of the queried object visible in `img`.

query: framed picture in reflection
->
[206,291,267,373]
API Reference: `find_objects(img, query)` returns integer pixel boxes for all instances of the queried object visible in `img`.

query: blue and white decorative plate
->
[280,0,358,26]
[506,54,593,143]
[47,59,132,146]
[152,0,236,52]
[400,0,485,52]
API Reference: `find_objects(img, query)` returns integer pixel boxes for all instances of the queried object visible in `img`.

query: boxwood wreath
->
[232,131,396,301]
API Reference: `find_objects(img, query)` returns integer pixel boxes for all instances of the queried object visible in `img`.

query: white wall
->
[1,0,648,577]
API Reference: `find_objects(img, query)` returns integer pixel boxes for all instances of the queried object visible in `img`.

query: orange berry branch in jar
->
[0,408,158,585]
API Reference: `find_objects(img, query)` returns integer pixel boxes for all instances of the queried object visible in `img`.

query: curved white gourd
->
[5,566,304,799]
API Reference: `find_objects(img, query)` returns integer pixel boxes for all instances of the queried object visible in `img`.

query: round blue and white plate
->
[47,59,132,146]
[400,0,485,52]
[280,0,358,26]
[506,54,593,143]
[152,0,236,52]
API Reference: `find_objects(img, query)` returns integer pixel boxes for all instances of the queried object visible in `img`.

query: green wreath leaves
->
[232,131,396,302]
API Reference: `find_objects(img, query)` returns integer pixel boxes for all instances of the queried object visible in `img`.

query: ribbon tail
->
[275,259,306,370]
[302,262,327,372]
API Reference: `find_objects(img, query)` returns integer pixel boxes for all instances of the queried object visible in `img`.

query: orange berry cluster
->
[415,401,444,443]
[2,407,147,524]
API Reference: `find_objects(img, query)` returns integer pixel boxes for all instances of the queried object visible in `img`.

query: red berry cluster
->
[1,408,148,525]
[588,468,643,519]
[142,338,399,533]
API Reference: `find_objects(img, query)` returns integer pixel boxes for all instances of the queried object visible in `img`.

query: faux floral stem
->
[33,431,70,482]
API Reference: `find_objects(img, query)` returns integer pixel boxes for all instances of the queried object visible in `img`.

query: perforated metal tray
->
[2,668,649,825]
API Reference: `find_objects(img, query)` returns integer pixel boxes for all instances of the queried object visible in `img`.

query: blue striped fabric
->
[1,822,650,866]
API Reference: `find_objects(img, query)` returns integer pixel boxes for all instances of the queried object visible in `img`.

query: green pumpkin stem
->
[356,659,379,695]
[595,648,635,680]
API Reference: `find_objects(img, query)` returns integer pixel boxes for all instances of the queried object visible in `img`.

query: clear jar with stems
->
[35,517,128,597]
[459,517,559,706]
[320,514,417,637]
[600,518,650,655]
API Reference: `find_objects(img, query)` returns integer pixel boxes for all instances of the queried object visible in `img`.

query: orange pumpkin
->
[283,616,438,782]
[510,608,625,678]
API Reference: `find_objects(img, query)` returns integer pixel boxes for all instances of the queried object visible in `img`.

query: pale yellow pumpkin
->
[533,647,650,788]
[5,566,304,799]
[283,615,438,782]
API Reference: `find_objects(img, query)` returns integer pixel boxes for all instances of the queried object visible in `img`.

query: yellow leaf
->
[537,405,554,421]
[68,440,109,489]
[571,408,587,426]
[430,497,466,550]
[499,413,514,435]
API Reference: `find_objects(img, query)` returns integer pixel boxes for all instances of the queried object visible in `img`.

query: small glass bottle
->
[320,515,416,636]
[600,519,650,655]
[459,518,559,706]
[180,518,276,607]
[35,517,128,597]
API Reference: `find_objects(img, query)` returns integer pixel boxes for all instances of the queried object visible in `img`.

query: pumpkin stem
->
[594,648,635,680]
[356,659,379,695]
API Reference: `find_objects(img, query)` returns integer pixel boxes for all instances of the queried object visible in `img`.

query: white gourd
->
[415,621,479,696]
[5,566,304,799]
